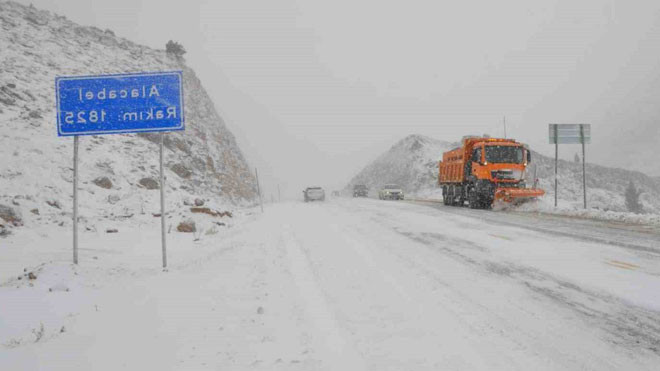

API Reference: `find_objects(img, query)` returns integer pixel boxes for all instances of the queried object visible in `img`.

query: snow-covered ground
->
[2,197,660,370]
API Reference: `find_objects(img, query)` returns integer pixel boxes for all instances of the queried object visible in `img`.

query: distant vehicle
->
[438,136,544,209]
[378,184,404,200]
[353,184,368,197]
[303,187,325,202]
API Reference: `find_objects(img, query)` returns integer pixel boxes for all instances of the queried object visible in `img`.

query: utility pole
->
[503,115,507,139]
[554,125,558,208]
[255,168,263,213]
[580,125,587,209]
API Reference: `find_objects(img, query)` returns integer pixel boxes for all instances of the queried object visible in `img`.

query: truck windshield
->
[485,146,524,164]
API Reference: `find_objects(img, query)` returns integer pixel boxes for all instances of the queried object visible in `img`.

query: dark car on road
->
[303,187,325,202]
[353,184,368,197]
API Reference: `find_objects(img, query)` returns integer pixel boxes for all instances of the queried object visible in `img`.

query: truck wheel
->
[468,187,479,209]
[448,186,456,206]
[458,191,466,207]
[442,187,449,205]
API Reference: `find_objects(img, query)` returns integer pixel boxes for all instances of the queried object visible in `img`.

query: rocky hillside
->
[0,1,256,233]
[345,134,454,194]
[348,134,660,213]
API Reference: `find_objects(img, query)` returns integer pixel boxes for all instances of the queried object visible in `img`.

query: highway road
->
[4,197,660,370]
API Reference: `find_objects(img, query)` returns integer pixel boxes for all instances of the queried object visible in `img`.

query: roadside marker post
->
[255,168,263,213]
[549,124,591,209]
[56,71,184,267]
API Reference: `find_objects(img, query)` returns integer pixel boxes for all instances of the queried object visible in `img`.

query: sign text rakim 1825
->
[56,71,184,136]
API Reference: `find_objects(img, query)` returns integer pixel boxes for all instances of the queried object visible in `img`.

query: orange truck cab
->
[439,136,544,209]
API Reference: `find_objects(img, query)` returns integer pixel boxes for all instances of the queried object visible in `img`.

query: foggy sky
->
[17,0,660,198]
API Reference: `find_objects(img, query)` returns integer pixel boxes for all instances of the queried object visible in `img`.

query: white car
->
[303,187,325,202]
[378,184,404,200]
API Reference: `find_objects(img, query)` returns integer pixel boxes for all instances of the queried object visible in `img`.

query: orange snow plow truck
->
[439,136,544,209]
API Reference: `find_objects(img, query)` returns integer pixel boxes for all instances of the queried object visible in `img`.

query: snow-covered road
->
[3,198,660,370]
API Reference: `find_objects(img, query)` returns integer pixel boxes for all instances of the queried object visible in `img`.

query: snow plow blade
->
[494,187,545,203]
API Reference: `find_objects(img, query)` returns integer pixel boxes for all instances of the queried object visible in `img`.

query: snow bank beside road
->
[510,197,660,226]
[406,189,660,227]
[0,205,249,353]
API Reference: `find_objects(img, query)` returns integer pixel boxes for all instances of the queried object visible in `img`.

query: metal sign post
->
[160,133,167,268]
[73,136,79,264]
[580,125,587,209]
[549,123,591,209]
[56,71,184,266]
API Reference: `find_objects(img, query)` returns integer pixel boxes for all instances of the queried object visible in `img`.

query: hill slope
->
[345,134,454,194]
[348,134,660,213]
[0,1,256,231]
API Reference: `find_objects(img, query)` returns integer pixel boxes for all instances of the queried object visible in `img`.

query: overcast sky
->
[17,0,660,197]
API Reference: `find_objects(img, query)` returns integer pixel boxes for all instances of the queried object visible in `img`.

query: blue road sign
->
[56,71,184,136]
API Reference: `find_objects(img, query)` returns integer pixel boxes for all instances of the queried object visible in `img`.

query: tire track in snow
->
[409,200,660,256]
[281,225,366,371]
[332,199,659,369]
[391,228,660,361]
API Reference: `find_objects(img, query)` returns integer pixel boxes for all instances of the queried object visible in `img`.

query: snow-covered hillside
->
[0,1,257,235]
[529,150,660,213]
[348,134,660,214]
[345,134,454,194]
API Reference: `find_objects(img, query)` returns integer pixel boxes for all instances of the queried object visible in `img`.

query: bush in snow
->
[165,40,186,58]
[0,204,22,226]
[177,219,196,233]
[625,181,643,214]
[32,323,44,342]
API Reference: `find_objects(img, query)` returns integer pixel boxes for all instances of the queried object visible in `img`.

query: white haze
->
[17,0,660,198]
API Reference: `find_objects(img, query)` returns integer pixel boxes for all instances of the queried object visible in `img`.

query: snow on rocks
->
[346,134,454,194]
[92,176,113,189]
[0,204,22,226]
[0,0,258,240]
